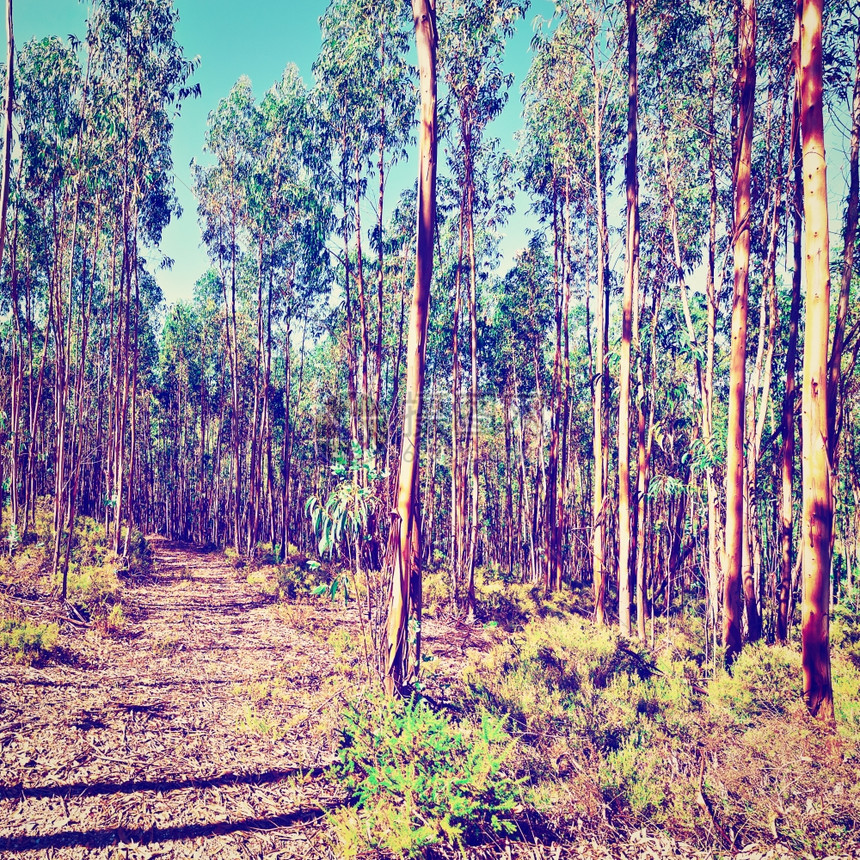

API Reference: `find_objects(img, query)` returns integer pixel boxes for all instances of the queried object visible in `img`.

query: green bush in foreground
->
[0,618,59,663]
[330,690,521,857]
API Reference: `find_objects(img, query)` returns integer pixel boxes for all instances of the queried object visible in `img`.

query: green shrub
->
[465,617,655,738]
[708,642,803,723]
[246,567,280,597]
[276,561,324,599]
[832,594,860,668]
[0,618,59,663]
[124,529,153,577]
[423,567,452,615]
[65,563,122,619]
[464,616,703,833]
[475,573,585,630]
[330,690,521,857]
[833,651,860,743]
[247,560,326,600]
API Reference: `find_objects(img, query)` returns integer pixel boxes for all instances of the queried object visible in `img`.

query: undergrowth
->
[329,690,521,858]
[1,505,151,640]
[0,616,59,663]
[458,614,860,855]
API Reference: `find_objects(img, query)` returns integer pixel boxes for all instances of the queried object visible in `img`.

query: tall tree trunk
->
[0,0,12,305]
[778,86,803,642]
[617,0,639,636]
[465,159,479,618]
[383,0,437,696]
[798,0,834,723]
[591,49,608,625]
[0,0,14,538]
[705,22,721,657]
[723,0,756,668]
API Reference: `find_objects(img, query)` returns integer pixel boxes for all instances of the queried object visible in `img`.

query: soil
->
[0,539,353,859]
[0,540,845,860]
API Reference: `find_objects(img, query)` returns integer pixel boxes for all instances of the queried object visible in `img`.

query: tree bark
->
[723,0,756,668]
[798,0,834,723]
[617,0,639,637]
[779,66,803,643]
[383,0,437,696]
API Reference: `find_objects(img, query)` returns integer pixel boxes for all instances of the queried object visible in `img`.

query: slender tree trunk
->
[591,55,608,625]
[724,0,756,668]
[0,0,12,300]
[384,0,436,696]
[779,28,805,643]
[617,0,639,637]
[465,162,479,618]
[1,0,15,536]
[798,0,834,722]
[450,199,465,607]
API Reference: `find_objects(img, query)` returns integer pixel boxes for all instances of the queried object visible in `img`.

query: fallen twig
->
[695,754,732,849]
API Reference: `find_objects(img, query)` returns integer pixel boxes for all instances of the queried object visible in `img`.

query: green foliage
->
[832,593,860,668]
[475,571,583,629]
[246,560,327,601]
[330,690,520,857]
[708,642,803,723]
[124,529,154,578]
[0,618,59,663]
[65,563,122,619]
[423,567,453,615]
[465,617,701,830]
[306,443,386,559]
[833,651,860,743]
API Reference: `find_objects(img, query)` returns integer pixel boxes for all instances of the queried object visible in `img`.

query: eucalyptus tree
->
[86,0,195,558]
[258,68,332,561]
[521,9,587,595]
[798,0,834,722]
[638,0,732,648]
[383,0,437,696]
[522,0,623,619]
[194,76,255,553]
[314,0,414,467]
[485,239,553,585]
[616,0,640,638]
[723,0,757,668]
[244,66,327,558]
[439,0,526,615]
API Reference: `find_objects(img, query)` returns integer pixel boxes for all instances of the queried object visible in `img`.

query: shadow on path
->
[0,804,335,853]
[0,766,326,801]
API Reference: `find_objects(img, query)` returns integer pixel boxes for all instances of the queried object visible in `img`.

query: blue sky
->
[20,0,539,304]
[17,2,854,309]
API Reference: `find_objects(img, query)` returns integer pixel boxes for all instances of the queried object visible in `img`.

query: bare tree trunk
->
[0,0,14,538]
[384,0,437,696]
[798,0,834,723]
[617,0,639,637]
[779,65,804,643]
[724,0,756,668]
[450,200,465,607]
[465,164,479,618]
[591,51,608,625]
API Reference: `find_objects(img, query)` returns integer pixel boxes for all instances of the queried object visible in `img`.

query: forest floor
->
[0,539,523,860]
[0,541,850,860]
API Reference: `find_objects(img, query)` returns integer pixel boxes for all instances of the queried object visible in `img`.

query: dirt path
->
[0,540,346,860]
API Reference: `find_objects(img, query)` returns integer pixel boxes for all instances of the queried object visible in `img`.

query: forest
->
[1,0,860,857]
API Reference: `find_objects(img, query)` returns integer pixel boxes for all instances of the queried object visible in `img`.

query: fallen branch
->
[288,685,348,732]
[695,755,732,849]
